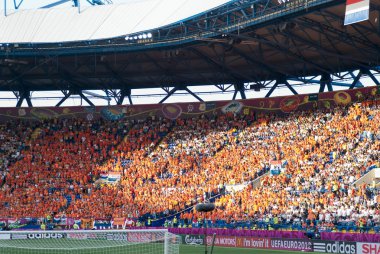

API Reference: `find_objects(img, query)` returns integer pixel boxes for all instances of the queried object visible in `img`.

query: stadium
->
[0,0,380,253]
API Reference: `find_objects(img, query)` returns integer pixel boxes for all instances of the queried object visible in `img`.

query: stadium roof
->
[0,0,231,43]
[0,0,379,107]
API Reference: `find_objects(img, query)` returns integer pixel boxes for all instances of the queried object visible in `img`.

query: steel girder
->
[15,89,32,107]
[159,85,204,104]
[233,83,246,100]
[2,68,380,106]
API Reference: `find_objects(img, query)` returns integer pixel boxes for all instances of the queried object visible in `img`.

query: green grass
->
[0,239,320,254]
[180,245,318,254]
[0,244,322,254]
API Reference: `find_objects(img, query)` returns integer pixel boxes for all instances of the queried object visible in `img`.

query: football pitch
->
[0,245,321,254]
[0,239,321,254]
[180,245,320,254]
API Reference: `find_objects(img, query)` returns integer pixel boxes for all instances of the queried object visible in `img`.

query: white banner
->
[0,234,11,240]
[67,233,88,240]
[357,242,380,254]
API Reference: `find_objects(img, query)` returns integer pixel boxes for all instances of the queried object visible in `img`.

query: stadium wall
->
[0,87,379,122]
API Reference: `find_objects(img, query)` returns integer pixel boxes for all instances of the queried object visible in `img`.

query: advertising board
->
[0,234,11,240]
[270,238,312,252]
[11,234,28,240]
[182,235,204,245]
[67,233,88,240]
[357,242,380,254]
[236,237,270,249]
[27,233,64,239]
[313,241,356,254]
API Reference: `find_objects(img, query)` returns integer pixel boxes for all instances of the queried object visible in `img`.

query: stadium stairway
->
[65,194,72,207]
[30,128,42,140]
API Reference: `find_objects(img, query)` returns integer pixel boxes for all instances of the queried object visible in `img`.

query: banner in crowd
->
[0,86,378,122]
[112,218,126,228]
[93,218,112,229]
[344,0,370,25]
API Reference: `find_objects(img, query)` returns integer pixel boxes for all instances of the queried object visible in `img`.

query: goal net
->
[0,229,180,254]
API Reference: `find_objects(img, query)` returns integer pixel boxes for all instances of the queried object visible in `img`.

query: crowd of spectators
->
[0,119,125,218]
[0,122,33,188]
[194,103,380,231]
[0,99,379,233]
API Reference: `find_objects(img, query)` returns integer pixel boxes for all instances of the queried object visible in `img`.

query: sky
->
[0,0,377,107]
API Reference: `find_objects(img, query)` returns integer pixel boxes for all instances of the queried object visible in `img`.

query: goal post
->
[0,229,180,254]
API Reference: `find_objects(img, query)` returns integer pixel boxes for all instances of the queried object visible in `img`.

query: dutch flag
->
[344,0,370,25]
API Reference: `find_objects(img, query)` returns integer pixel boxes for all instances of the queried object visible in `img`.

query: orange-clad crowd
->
[0,119,124,218]
[0,100,379,231]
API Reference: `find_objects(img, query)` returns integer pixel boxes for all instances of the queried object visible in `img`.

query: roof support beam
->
[265,77,297,98]
[16,97,24,108]
[25,92,33,107]
[13,0,25,10]
[159,87,177,104]
[349,72,363,87]
[265,81,279,98]
[185,87,204,102]
[128,94,133,105]
[232,90,238,100]
[300,16,380,53]
[83,90,111,102]
[284,80,298,95]
[244,32,333,75]
[16,90,32,108]
[189,48,249,83]
[319,82,326,93]
[364,69,380,86]
[325,74,333,92]
[349,70,363,89]
[117,88,132,105]
[319,73,332,93]
[56,91,73,107]
[295,18,380,62]
[230,47,282,81]
[234,83,246,100]
[78,91,95,106]
[41,0,71,8]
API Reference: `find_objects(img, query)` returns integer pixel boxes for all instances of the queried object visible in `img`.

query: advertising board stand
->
[195,203,216,254]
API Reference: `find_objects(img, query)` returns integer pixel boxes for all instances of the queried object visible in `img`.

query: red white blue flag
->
[344,0,370,25]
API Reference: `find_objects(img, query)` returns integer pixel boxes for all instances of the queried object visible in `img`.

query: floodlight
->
[134,36,138,40]
[125,36,129,40]
[142,34,147,39]
[138,35,143,39]
[147,33,153,38]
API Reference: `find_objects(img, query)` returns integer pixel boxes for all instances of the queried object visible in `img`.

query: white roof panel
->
[0,0,232,44]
